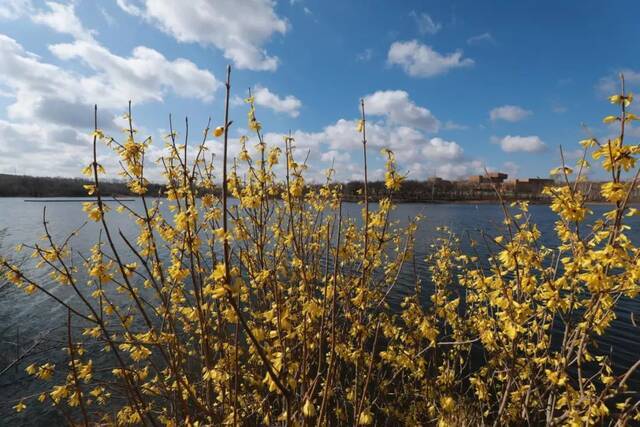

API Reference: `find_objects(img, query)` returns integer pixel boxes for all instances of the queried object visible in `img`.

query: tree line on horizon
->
[1,172,637,203]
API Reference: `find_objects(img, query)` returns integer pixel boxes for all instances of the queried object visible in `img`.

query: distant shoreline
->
[6,195,547,204]
[2,173,638,204]
[6,196,629,206]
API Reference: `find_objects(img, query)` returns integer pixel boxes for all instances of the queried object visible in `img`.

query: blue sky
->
[0,0,638,182]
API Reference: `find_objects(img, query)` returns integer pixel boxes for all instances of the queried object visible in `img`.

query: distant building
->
[512,178,555,194]
[427,176,451,185]
[468,172,508,185]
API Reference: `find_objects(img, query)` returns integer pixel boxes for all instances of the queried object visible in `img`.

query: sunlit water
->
[0,198,638,425]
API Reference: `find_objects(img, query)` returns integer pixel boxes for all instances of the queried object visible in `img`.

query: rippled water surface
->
[0,198,638,425]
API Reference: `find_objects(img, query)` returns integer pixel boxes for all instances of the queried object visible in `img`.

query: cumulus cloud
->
[0,0,31,20]
[363,90,440,131]
[320,150,351,163]
[421,137,463,160]
[32,1,95,41]
[0,0,220,178]
[387,40,473,78]
[0,118,98,177]
[409,11,441,35]
[252,85,302,117]
[261,113,477,182]
[252,84,486,182]
[116,0,288,71]
[48,40,219,104]
[496,135,546,153]
[489,105,532,122]
[432,160,484,180]
[0,25,218,121]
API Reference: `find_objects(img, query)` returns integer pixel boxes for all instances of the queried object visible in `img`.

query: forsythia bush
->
[2,69,639,426]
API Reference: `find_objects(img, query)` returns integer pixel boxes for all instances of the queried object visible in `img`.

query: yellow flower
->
[249,118,261,132]
[600,182,626,203]
[211,263,226,282]
[608,94,622,104]
[83,184,96,195]
[13,401,26,412]
[91,129,105,139]
[384,170,403,191]
[268,147,281,166]
[579,138,597,148]
[440,396,455,411]
[356,119,365,132]
[603,115,619,124]
[625,93,634,106]
[546,369,567,386]
[36,363,55,381]
[357,409,373,425]
[502,320,518,340]
[82,202,103,222]
[549,166,573,176]
[608,93,634,107]
[214,126,225,137]
[81,164,93,177]
[50,385,69,404]
[302,399,316,417]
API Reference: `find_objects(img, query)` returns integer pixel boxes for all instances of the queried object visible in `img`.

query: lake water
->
[0,197,638,424]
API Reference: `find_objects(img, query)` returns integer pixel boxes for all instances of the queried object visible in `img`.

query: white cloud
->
[115,0,142,15]
[252,85,301,117]
[0,0,31,20]
[489,105,531,122]
[116,0,288,71]
[0,0,219,178]
[262,113,476,181]
[467,32,495,46]
[432,160,484,180]
[404,159,485,181]
[0,119,98,177]
[387,40,473,78]
[48,40,219,105]
[363,90,440,132]
[296,118,433,159]
[32,1,95,41]
[421,137,463,160]
[320,150,351,163]
[409,11,441,35]
[496,135,546,153]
